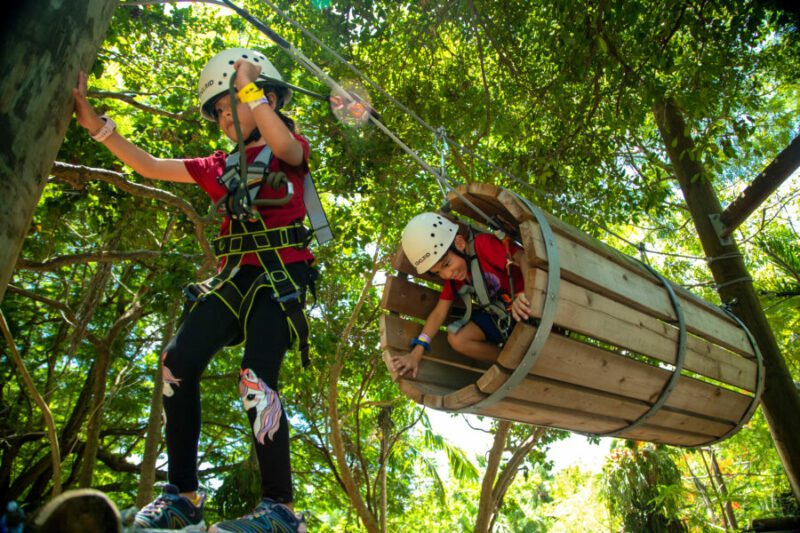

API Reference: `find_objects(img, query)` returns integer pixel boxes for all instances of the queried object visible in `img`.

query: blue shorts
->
[470,310,506,345]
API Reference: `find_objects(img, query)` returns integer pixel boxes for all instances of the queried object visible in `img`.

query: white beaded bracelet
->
[247,97,269,110]
[91,115,116,142]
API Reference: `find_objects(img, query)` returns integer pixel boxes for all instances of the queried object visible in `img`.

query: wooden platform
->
[380,184,762,446]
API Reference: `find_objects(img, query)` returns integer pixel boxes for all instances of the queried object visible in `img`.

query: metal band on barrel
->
[598,264,687,438]
[465,194,560,412]
[696,307,764,446]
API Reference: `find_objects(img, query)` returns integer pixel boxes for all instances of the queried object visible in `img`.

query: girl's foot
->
[133,484,205,530]
[209,498,306,532]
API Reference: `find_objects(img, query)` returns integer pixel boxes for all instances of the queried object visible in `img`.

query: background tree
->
[0,0,119,304]
[2,0,799,530]
[602,442,687,532]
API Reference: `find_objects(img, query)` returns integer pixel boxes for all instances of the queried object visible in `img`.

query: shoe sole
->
[133,525,206,532]
[133,522,207,533]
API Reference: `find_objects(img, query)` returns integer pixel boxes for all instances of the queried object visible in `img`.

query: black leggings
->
[161,263,309,503]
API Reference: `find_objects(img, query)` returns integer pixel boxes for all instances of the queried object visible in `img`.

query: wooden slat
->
[445,387,714,446]
[523,268,757,391]
[382,313,752,424]
[496,327,752,423]
[446,184,520,234]
[381,275,464,321]
[518,219,754,358]
[382,347,482,392]
[477,367,734,438]
[380,314,489,372]
[386,346,484,382]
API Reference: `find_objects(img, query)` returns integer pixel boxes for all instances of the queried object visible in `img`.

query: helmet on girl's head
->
[401,212,458,274]
[198,47,293,121]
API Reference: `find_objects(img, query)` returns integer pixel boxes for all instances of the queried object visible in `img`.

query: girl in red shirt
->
[74,48,309,532]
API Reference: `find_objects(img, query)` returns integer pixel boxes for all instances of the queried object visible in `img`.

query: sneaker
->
[209,498,306,532]
[134,484,205,530]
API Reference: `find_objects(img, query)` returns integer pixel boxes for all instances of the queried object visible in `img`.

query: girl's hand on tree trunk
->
[72,71,105,134]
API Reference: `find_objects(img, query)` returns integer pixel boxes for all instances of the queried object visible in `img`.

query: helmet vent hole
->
[430,233,435,237]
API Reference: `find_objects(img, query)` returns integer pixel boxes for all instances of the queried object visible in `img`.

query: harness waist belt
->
[213,224,309,257]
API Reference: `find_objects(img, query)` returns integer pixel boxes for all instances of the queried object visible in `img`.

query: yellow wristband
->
[237,83,265,103]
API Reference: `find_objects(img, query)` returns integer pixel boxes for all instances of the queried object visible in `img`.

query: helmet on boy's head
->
[198,47,293,121]
[401,212,458,274]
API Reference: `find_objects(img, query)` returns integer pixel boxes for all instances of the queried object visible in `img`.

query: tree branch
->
[17,250,200,272]
[0,311,62,497]
[50,161,216,273]
[87,89,198,121]
[327,229,385,533]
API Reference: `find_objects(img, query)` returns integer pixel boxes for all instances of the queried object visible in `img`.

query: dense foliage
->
[2,0,798,530]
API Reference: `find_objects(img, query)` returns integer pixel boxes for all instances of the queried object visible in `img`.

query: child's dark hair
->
[264,85,295,133]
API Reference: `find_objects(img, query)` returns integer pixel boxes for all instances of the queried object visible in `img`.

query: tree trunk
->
[136,306,178,507]
[492,427,545,510]
[474,421,511,533]
[77,345,112,488]
[653,98,800,502]
[708,448,738,531]
[0,0,119,304]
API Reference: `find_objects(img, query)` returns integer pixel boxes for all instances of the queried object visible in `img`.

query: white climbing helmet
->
[401,212,458,274]
[198,47,293,121]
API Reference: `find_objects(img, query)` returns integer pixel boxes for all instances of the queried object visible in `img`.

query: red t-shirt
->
[440,233,524,301]
[184,133,314,267]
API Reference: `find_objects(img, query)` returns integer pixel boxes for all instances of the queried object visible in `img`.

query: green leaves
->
[6,0,799,528]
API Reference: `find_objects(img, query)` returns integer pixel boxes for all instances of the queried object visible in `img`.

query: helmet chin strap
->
[450,243,470,261]
[243,127,261,146]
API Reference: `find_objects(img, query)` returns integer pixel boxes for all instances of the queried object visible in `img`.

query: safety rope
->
[123,0,710,263]
[215,0,452,189]
[246,0,707,258]
[229,74,254,216]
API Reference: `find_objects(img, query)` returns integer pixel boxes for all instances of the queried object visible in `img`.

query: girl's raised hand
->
[72,71,103,132]
[232,59,262,91]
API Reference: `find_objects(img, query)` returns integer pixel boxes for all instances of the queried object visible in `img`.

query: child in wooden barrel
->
[391,212,531,378]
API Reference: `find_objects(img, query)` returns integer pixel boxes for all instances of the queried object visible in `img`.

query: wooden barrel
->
[380,183,763,447]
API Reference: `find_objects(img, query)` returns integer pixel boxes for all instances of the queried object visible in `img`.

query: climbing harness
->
[446,229,529,343]
[185,144,318,367]
[210,143,293,221]
[203,50,334,245]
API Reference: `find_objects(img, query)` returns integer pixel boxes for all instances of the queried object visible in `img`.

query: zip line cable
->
[214,0,499,227]
[248,0,705,257]
[123,0,509,227]
[216,0,455,188]
[120,0,708,262]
